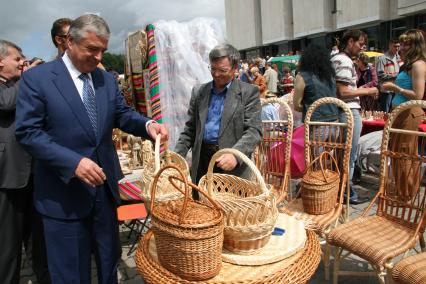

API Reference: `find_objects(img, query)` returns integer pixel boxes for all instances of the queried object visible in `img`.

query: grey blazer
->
[175,79,262,182]
[0,81,31,189]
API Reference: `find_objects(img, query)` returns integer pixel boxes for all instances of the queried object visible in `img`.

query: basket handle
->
[167,175,223,212]
[150,164,190,224]
[154,134,171,171]
[206,148,268,196]
[305,151,340,183]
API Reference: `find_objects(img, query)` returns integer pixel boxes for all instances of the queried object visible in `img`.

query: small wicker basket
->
[199,148,278,254]
[140,134,190,210]
[301,151,340,215]
[150,165,224,281]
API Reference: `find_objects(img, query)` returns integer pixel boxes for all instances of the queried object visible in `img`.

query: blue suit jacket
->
[15,59,150,220]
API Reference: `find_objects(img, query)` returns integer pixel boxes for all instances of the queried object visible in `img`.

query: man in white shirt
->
[331,29,378,204]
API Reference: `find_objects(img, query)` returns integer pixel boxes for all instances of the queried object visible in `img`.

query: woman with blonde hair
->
[381,29,426,200]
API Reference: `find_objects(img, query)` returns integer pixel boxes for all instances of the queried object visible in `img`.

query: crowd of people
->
[234,28,425,205]
[0,10,425,284]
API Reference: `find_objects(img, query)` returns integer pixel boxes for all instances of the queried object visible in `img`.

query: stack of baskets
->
[301,151,340,215]
[140,134,190,210]
[199,148,278,254]
[150,165,224,280]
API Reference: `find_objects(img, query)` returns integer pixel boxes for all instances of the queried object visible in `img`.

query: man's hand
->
[216,153,238,171]
[147,121,169,142]
[75,157,106,187]
[366,87,379,99]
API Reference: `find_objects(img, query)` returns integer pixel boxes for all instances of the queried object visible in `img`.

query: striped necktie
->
[79,73,97,136]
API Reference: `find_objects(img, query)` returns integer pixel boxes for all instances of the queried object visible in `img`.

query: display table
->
[362,119,426,136]
[135,229,321,284]
[361,119,385,136]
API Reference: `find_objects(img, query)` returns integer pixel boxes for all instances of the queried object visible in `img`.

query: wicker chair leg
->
[420,234,426,252]
[324,242,331,280]
[345,177,350,222]
[377,268,386,284]
[333,247,343,284]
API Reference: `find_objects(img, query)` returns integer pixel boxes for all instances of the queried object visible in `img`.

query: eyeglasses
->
[208,65,232,75]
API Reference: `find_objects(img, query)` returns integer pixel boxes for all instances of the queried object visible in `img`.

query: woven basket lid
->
[302,169,339,186]
[152,199,223,227]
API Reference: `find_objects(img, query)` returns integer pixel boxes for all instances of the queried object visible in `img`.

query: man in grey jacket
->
[0,39,48,284]
[175,44,262,198]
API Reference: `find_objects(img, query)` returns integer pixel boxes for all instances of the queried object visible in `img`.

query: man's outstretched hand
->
[75,157,106,187]
[147,121,169,142]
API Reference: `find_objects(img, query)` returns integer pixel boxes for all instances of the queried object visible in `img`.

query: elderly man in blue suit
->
[15,14,168,283]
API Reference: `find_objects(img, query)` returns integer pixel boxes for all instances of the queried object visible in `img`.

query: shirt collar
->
[62,51,92,81]
[212,80,233,94]
[0,76,7,84]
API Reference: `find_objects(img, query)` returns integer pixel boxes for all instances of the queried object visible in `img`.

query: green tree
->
[102,52,125,74]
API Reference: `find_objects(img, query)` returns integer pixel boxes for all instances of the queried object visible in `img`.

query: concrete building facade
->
[225,0,426,58]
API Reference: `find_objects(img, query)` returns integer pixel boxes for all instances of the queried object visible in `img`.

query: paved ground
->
[20,173,424,284]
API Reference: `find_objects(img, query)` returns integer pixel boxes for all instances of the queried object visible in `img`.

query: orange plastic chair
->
[117,202,150,255]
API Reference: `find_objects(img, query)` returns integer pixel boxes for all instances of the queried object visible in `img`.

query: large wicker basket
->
[140,134,190,210]
[150,165,224,281]
[301,151,340,215]
[198,148,278,254]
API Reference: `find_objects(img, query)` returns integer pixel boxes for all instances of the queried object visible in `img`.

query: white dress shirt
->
[61,51,156,133]
[62,52,95,101]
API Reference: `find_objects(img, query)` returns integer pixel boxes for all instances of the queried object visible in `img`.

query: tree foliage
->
[101,52,125,74]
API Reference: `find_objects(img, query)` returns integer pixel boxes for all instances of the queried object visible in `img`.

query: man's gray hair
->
[68,14,110,43]
[209,43,240,67]
[0,39,22,59]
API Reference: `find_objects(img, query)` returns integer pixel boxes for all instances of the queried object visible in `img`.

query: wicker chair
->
[392,252,426,284]
[328,100,426,284]
[256,98,293,204]
[281,97,353,280]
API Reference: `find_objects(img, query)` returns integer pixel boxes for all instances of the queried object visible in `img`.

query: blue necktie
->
[79,73,97,136]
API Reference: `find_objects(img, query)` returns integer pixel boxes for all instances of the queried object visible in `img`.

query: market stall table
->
[362,119,426,136]
[135,228,321,284]
[361,119,385,136]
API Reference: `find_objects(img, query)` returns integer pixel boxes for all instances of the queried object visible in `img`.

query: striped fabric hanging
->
[131,74,148,115]
[146,24,163,123]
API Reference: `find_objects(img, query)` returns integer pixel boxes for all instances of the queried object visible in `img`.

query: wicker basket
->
[198,148,278,254]
[301,151,340,215]
[150,165,224,281]
[140,134,190,210]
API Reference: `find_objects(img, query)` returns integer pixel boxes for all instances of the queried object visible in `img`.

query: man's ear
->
[0,58,4,68]
[66,34,73,50]
[54,36,62,47]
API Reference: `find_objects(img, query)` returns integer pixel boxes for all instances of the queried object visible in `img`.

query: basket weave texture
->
[301,151,340,215]
[134,228,321,284]
[140,134,190,209]
[150,165,224,281]
[198,148,278,254]
[392,252,426,284]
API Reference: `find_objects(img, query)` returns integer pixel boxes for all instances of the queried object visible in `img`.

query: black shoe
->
[348,196,369,205]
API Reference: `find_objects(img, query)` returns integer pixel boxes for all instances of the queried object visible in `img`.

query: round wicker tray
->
[221,213,306,266]
[135,224,321,284]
